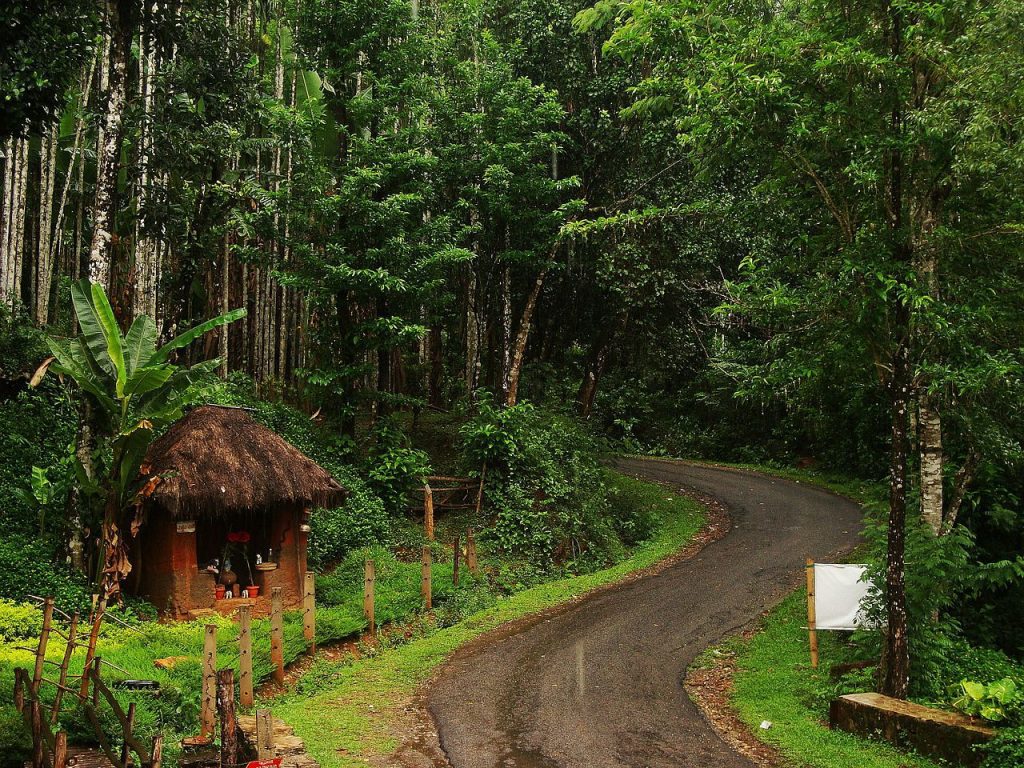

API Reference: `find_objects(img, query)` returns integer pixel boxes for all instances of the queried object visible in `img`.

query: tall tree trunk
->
[499,263,512,403]
[36,124,59,325]
[882,328,912,700]
[578,312,628,419]
[89,0,133,291]
[918,394,943,535]
[506,267,548,407]
[54,55,99,295]
[465,269,480,397]
[10,138,30,307]
[1,137,15,306]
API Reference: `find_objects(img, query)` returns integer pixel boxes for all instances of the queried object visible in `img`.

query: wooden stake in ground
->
[474,463,487,515]
[238,605,253,708]
[303,572,316,647]
[201,624,217,739]
[466,528,478,573]
[421,546,432,611]
[217,668,238,768]
[31,698,44,768]
[79,607,103,700]
[363,559,376,636]
[270,588,285,685]
[255,709,274,761]
[120,702,135,768]
[53,731,68,768]
[424,485,435,541]
[453,534,461,587]
[51,610,78,725]
[806,559,819,669]
[32,598,54,694]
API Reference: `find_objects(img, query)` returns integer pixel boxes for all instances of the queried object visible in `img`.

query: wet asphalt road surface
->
[426,458,862,768]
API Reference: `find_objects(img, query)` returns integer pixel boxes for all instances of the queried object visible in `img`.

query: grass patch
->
[723,587,941,768]
[274,470,706,767]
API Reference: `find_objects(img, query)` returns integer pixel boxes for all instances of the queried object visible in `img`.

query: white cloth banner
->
[814,563,873,631]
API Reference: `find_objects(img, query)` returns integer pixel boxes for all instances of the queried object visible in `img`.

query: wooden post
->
[270,588,284,685]
[474,463,487,515]
[363,560,376,636]
[79,609,103,699]
[806,559,819,669]
[200,624,217,738]
[53,731,68,768]
[452,534,460,587]
[150,735,163,768]
[255,709,274,761]
[32,598,54,694]
[51,611,78,725]
[421,546,432,611]
[466,528,478,573]
[120,702,135,768]
[423,485,435,541]
[217,668,238,768]
[14,668,25,713]
[238,605,253,708]
[31,699,44,768]
[303,572,316,647]
[91,657,101,707]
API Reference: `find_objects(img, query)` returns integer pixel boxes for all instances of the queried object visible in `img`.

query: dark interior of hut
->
[195,512,278,587]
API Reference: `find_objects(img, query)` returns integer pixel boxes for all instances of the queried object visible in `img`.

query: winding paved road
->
[427,458,862,768]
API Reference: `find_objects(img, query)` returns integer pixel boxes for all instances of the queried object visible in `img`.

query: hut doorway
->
[194,512,275,586]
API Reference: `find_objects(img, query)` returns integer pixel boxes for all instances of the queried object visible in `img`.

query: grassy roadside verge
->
[705,591,940,768]
[273,469,706,768]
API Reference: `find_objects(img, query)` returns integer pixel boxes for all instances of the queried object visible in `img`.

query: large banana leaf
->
[151,308,247,364]
[124,315,158,375]
[70,278,115,379]
[45,337,117,414]
[125,365,175,398]
[90,282,127,397]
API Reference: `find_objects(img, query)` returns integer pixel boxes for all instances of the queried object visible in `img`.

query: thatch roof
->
[141,405,347,518]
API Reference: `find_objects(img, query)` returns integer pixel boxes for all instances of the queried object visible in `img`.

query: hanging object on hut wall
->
[177,520,196,533]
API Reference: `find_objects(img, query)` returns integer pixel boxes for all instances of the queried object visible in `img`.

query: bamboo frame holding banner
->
[806,558,819,669]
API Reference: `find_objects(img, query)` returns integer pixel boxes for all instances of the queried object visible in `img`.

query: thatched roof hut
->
[142,404,347,517]
[132,404,346,619]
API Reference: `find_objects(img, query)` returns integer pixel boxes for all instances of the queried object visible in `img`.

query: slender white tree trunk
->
[89,0,131,290]
[36,124,59,324]
[53,56,98,287]
[919,395,944,535]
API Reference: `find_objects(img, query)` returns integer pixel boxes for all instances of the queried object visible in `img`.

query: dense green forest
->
[2,0,1024,764]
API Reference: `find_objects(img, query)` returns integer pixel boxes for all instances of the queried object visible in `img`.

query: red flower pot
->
[215,585,226,600]
[246,585,260,599]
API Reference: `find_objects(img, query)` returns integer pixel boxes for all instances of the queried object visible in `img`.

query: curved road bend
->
[427,458,862,768]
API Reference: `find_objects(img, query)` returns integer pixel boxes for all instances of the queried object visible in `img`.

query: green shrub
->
[981,726,1024,768]
[460,397,613,567]
[363,417,432,513]
[605,471,663,545]
[0,535,90,612]
[0,600,42,642]
[308,466,390,570]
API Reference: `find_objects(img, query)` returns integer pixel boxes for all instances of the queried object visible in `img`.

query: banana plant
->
[34,279,245,595]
